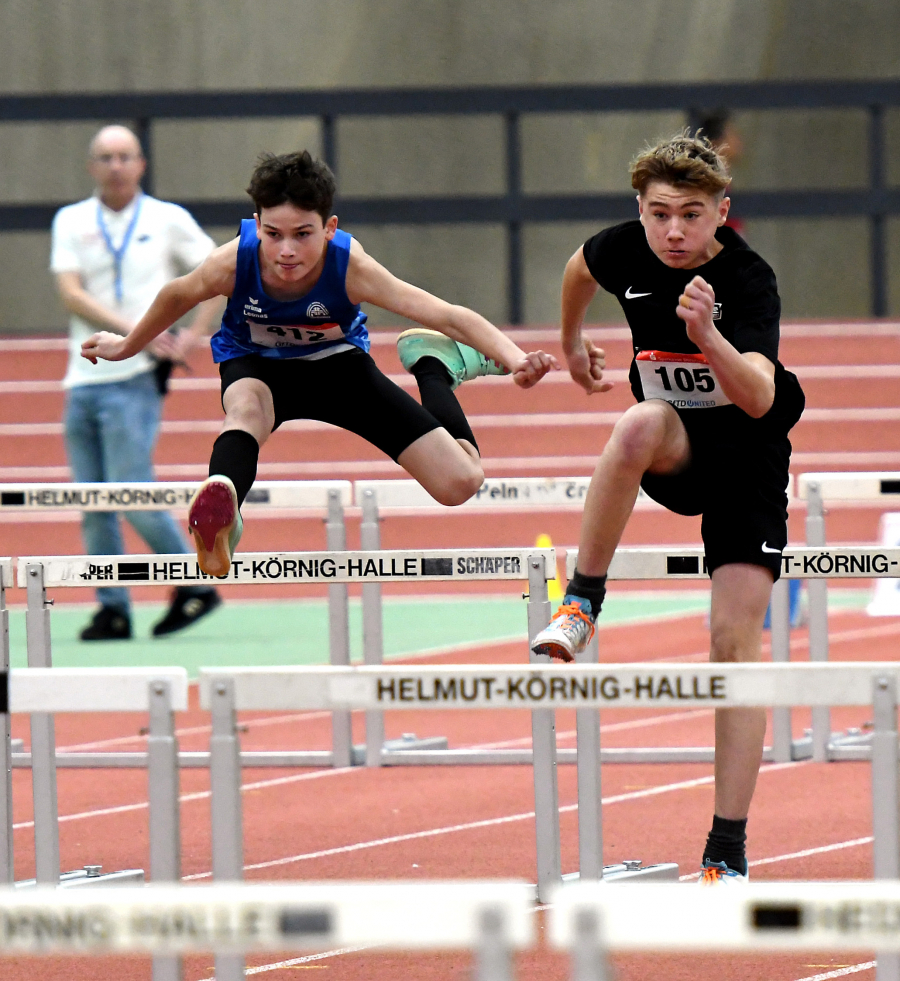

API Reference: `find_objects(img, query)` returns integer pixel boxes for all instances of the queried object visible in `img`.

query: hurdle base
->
[825,727,875,761]
[15,866,145,889]
[353,734,450,766]
[548,861,681,895]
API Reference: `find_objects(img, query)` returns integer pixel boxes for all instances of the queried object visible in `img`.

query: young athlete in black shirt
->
[531,133,805,883]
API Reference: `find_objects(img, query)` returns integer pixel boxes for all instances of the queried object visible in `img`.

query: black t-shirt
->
[582,220,802,435]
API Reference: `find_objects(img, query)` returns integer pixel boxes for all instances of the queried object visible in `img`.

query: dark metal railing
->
[1,80,898,321]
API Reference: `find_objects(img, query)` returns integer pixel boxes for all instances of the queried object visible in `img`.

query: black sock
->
[411,357,479,452]
[565,569,607,618]
[703,814,748,874]
[208,430,260,507]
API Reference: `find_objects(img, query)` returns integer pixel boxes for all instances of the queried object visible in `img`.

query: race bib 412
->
[247,320,346,349]
[635,350,732,409]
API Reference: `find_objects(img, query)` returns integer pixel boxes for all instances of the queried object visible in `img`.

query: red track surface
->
[3,323,900,980]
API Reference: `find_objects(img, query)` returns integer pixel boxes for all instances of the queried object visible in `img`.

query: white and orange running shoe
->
[188,475,243,577]
[529,598,596,662]
[698,859,749,885]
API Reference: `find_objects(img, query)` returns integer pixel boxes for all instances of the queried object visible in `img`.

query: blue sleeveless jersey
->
[210,221,369,362]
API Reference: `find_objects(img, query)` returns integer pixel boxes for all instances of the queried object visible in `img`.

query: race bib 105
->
[635,350,732,409]
[247,321,346,349]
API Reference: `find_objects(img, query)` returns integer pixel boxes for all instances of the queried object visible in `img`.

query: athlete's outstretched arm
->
[81,239,239,364]
[560,248,612,395]
[345,241,558,388]
[677,275,776,418]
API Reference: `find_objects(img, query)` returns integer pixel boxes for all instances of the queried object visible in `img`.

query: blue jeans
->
[64,370,201,612]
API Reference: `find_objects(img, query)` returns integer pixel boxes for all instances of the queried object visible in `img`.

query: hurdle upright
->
[797,471,900,763]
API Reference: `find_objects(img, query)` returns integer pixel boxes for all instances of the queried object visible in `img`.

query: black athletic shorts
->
[219,348,442,462]
[639,366,804,581]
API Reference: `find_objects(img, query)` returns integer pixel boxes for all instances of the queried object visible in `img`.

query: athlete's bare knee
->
[223,399,271,442]
[607,403,671,467]
[710,622,760,664]
[431,462,484,506]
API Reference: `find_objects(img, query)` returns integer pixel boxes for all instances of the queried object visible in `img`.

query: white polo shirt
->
[50,193,215,388]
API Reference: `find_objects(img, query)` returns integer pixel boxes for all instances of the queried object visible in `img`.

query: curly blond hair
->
[630,133,730,197]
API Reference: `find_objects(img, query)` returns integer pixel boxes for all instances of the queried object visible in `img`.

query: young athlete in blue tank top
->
[82,151,558,575]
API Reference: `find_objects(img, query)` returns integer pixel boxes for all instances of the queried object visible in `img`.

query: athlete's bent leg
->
[398,428,484,506]
[532,400,691,660]
[576,400,691,576]
[188,378,276,576]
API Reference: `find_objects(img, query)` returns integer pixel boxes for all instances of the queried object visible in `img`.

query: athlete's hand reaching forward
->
[81,331,131,363]
[676,275,717,347]
[564,336,612,395]
[511,350,560,389]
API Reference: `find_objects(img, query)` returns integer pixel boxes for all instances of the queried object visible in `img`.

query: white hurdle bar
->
[551,881,900,981]
[0,880,533,981]
[8,880,900,981]
[198,661,900,916]
[798,471,900,763]
[0,480,352,512]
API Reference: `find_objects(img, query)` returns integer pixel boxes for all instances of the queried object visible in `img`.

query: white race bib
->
[635,350,732,409]
[247,320,346,349]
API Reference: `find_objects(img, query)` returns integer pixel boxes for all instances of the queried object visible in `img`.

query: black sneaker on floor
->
[80,606,132,641]
[152,589,222,637]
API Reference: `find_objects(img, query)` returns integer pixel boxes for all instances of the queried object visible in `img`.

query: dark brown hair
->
[630,133,730,197]
[246,150,335,222]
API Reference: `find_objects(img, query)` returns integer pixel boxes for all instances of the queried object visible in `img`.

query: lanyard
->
[96,194,143,305]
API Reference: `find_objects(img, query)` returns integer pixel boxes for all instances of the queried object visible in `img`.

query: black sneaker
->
[80,606,132,641]
[152,589,222,637]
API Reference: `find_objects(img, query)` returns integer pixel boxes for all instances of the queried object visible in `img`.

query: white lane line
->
[4,450,900,482]
[794,964,875,981]
[21,704,717,827]
[56,711,332,753]
[12,767,355,831]
[679,836,874,880]
[181,761,802,881]
[470,710,714,750]
[194,944,374,979]
[7,407,900,437]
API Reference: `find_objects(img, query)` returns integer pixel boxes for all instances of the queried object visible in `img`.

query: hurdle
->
[796,471,900,763]
[6,880,900,981]
[565,543,900,766]
[197,661,900,926]
[550,881,900,980]
[4,479,364,764]
[1,666,188,886]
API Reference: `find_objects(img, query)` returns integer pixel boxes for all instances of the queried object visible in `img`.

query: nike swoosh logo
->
[625,287,651,299]
[761,542,782,553]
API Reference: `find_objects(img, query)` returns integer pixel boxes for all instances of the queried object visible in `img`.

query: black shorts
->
[640,409,792,582]
[219,348,441,462]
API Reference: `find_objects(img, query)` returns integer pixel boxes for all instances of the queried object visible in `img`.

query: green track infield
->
[6,590,872,677]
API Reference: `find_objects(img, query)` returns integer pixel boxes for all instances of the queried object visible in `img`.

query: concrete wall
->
[1,0,898,332]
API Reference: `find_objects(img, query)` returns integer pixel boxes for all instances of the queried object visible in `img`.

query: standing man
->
[531,134,805,882]
[51,125,222,640]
